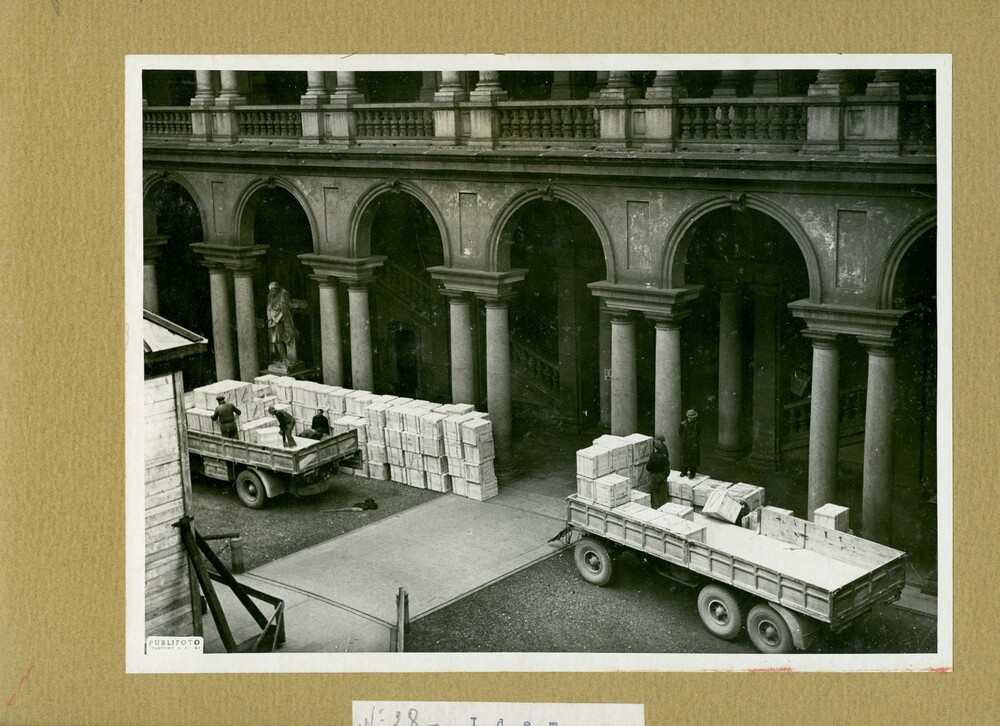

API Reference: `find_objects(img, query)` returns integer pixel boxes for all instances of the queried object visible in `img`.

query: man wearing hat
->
[645,434,671,508]
[679,408,701,478]
[211,395,242,439]
[311,408,331,438]
[268,405,297,448]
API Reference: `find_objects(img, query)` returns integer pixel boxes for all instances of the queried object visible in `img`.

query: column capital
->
[589,281,702,317]
[802,329,839,349]
[299,253,386,284]
[191,242,268,271]
[309,274,339,288]
[859,336,898,355]
[143,235,170,263]
[427,266,527,298]
[645,310,690,328]
[440,288,474,303]
[479,291,517,307]
[789,300,907,341]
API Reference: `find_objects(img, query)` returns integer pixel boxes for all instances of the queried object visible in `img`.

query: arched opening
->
[242,186,317,373]
[678,207,812,479]
[145,179,213,387]
[890,228,937,559]
[503,199,608,433]
[366,192,448,400]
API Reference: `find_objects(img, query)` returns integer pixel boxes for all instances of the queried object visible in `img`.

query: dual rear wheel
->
[695,584,794,653]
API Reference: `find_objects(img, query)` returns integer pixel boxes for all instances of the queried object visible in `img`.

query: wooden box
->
[814,503,850,532]
[423,455,448,474]
[460,418,493,445]
[389,464,407,484]
[367,462,391,481]
[426,472,452,493]
[629,490,651,507]
[657,501,695,521]
[420,435,446,457]
[452,475,469,497]
[447,456,464,476]
[462,442,495,465]
[576,475,596,501]
[467,481,499,501]
[728,482,766,511]
[763,505,794,517]
[692,478,731,508]
[446,439,464,460]
[667,471,702,500]
[402,431,421,453]
[366,402,391,429]
[420,412,448,438]
[366,443,387,464]
[703,489,744,523]
[593,435,632,466]
[404,451,423,470]
[463,460,497,484]
[406,468,426,489]
[386,428,403,450]
[623,433,654,465]
[594,473,631,508]
[387,447,405,467]
[576,445,615,479]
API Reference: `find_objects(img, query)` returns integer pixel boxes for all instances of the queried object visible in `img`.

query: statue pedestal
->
[266,359,308,376]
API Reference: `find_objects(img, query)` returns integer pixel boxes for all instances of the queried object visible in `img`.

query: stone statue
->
[266,281,298,364]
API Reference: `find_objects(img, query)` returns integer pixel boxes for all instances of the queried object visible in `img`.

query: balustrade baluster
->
[389,111,399,137]
[705,106,719,139]
[754,106,768,139]
[692,107,706,139]
[784,106,797,140]
[678,107,691,139]
[540,108,552,138]
[768,106,782,140]
[730,106,744,140]
[718,105,731,139]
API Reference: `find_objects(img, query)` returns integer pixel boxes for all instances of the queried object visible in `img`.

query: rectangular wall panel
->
[836,210,868,289]
[626,200,651,271]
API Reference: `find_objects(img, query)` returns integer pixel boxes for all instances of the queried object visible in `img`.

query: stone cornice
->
[588,281,703,319]
[299,254,387,283]
[788,300,909,341]
[190,242,268,270]
[427,266,528,299]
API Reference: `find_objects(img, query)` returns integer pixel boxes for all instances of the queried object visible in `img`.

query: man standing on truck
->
[679,408,701,478]
[311,408,331,438]
[211,395,242,439]
[267,405,297,448]
[645,434,670,508]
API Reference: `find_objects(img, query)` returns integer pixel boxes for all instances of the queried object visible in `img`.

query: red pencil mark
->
[5,665,34,708]
[747,666,795,673]
[925,667,951,674]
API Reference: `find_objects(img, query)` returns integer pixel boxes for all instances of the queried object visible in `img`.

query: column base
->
[713,444,745,461]
[494,460,521,484]
[267,360,309,377]
[747,451,783,471]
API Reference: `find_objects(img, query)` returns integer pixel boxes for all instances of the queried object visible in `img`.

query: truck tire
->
[747,603,795,654]
[235,469,267,509]
[697,584,743,640]
[574,537,614,586]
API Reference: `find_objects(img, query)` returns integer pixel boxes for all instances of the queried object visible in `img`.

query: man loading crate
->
[211,395,242,439]
[267,405,297,448]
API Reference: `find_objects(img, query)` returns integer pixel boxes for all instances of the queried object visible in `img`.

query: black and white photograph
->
[126,54,949,672]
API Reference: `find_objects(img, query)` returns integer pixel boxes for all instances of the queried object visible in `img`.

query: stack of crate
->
[443,410,496,500]
[576,433,654,505]
[691,478,732,507]
[667,471,708,507]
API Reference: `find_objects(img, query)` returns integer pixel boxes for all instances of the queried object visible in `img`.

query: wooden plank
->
[144,486,184,511]
[144,472,183,498]
[801,522,903,569]
[144,500,186,528]
[144,460,181,485]
[173,371,195,522]
[758,508,807,548]
[144,375,174,405]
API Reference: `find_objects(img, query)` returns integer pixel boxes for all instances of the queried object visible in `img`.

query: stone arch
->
[877,212,937,310]
[487,186,616,280]
[233,175,320,250]
[349,180,451,263]
[660,193,822,301]
[142,170,210,238]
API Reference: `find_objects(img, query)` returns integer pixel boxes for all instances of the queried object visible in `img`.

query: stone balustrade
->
[143,94,935,155]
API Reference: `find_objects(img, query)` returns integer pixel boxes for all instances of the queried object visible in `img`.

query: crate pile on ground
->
[572,433,773,542]
[185,377,498,501]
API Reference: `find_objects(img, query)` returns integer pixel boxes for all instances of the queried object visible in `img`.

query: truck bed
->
[567,494,907,627]
[188,429,359,475]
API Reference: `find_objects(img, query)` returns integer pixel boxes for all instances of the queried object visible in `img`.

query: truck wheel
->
[574,537,613,586]
[697,584,743,640]
[747,603,794,654]
[235,470,267,509]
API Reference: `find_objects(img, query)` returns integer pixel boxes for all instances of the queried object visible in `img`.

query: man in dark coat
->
[267,405,297,448]
[311,408,331,438]
[679,408,701,478]
[211,395,241,439]
[645,434,671,508]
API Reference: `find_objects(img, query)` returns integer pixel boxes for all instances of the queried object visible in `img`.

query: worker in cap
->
[268,405,297,448]
[211,395,242,439]
[311,408,331,438]
[645,434,671,508]
[679,408,701,478]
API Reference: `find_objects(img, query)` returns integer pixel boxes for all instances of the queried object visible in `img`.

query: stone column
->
[332,71,364,103]
[749,284,781,468]
[805,332,840,518]
[303,71,328,99]
[435,70,468,102]
[347,281,374,390]
[483,296,515,475]
[418,71,438,102]
[470,70,506,101]
[646,71,686,100]
[752,70,780,96]
[207,265,237,380]
[445,291,476,404]
[143,236,169,314]
[610,312,638,435]
[717,281,743,455]
[713,70,741,96]
[217,71,246,104]
[861,339,897,544]
[192,70,215,106]
[231,268,259,381]
[550,71,573,100]
[317,277,344,386]
[213,71,246,142]
[599,304,612,431]
[600,70,641,100]
[300,71,330,144]
[654,319,683,466]
[589,70,610,98]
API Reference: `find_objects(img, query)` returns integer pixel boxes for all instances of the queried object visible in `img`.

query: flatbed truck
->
[565,494,908,653]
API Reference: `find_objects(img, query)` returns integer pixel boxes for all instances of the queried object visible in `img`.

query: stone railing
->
[676,98,807,145]
[143,107,195,137]
[355,104,435,139]
[510,338,560,395]
[496,102,600,141]
[143,93,936,155]
[378,259,441,314]
[236,107,302,138]
[782,385,867,448]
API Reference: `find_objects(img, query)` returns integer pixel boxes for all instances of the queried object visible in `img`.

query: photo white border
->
[125,53,952,673]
